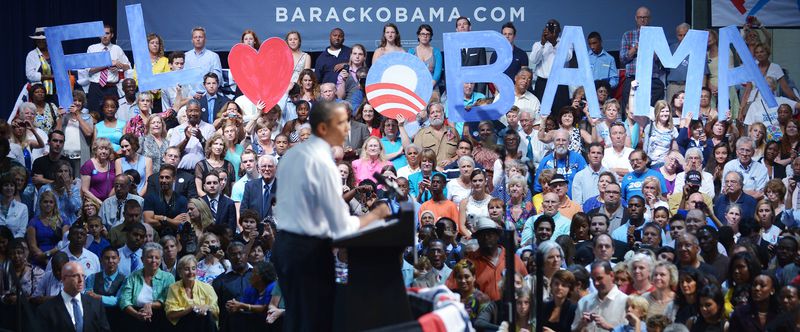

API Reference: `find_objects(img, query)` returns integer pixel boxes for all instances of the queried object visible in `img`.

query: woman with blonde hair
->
[750,122,768,160]
[124,92,154,137]
[183,199,214,244]
[9,110,45,170]
[165,254,219,329]
[644,100,679,167]
[81,137,116,206]
[285,31,311,83]
[642,176,669,222]
[296,69,319,103]
[194,134,235,197]
[26,190,66,266]
[140,114,169,174]
[195,232,229,284]
[643,261,678,318]
[351,136,390,185]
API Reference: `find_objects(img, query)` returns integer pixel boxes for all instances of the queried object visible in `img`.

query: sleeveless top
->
[121,155,147,194]
[95,120,125,151]
[568,127,583,153]
[465,195,491,221]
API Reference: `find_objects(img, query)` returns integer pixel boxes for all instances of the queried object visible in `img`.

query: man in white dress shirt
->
[86,25,130,115]
[722,136,768,200]
[272,101,390,331]
[572,260,629,331]
[530,19,572,112]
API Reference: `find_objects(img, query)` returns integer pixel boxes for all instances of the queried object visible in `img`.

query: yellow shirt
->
[164,280,219,325]
[133,56,170,82]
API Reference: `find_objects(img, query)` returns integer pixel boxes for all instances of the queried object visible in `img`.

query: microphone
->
[373,172,402,196]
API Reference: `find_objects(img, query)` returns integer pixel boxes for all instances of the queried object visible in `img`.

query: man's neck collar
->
[605,202,621,213]
[194,47,205,54]
[68,246,82,257]
[48,152,61,160]
[590,163,603,172]
[727,191,742,201]
[104,269,117,277]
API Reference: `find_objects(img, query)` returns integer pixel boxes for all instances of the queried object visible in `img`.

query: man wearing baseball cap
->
[550,174,582,219]
[668,170,714,215]
[445,217,527,301]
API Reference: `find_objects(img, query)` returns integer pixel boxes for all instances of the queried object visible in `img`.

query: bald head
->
[635,7,651,28]
[62,261,85,296]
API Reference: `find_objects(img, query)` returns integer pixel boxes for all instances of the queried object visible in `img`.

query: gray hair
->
[405,144,420,154]
[515,67,533,78]
[258,154,278,167]
[663,324,690,332]
[427,102,445,114]
[685,147,704,164]
[726,203,742,214]
[628,252,655,274]
[457,156,475,167]
[506,175,529,193]
[142,242,163,257]
[177,254,198,271]
[504,159,528,176]
[159,235,178,247]
[676,23,691,31]
[18,102,36,115]
[186,98,202,110]
[536,240,565,261]
[227,241,246,252]
[736,136,755,150]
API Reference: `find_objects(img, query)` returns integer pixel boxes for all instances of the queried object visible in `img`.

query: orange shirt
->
[558,198,583,219]
[419,199,459,225]
[446,247,528,301]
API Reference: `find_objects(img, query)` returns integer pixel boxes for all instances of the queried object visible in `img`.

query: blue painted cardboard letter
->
[45,22,112,107]
[541,26,601,118]
[717,25,776,121]
[126,4,204,91]
[443,31,514,122]
[634,26,708,118]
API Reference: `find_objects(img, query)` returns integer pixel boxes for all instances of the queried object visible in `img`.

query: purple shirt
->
[80,159,115,201]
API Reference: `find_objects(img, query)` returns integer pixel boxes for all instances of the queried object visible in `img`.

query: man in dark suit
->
[201,170,236,231]
[456,16,487,95]
[241,155,277,220]
[146,147,198,199]
[198,72,230,125]
[36,261,111,332]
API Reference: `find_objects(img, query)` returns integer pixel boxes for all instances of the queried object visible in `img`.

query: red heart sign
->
[228,38,294,111]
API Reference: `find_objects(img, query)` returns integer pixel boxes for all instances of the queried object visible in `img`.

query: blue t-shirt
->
[533,151,587,197]
[381,137,407,169]
[620,168,667,200]
[239,281,275,305]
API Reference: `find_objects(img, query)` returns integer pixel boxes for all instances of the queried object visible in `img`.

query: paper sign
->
[442,31,515,122]
[45,22,112,107]
[228,38,294,110]
[717,25,777,121]
[126,4,204,91]
[635,26,708,119]
[365,52,433,120]
[541,26,601,118]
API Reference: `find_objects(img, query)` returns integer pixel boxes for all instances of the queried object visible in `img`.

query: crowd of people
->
[2,4,800,332]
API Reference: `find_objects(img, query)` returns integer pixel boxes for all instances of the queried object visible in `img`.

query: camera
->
[792,174,800,182]
[579,99,586,109]
[342,64,350,73]
[546,22,557,33]
[208,245,220,253]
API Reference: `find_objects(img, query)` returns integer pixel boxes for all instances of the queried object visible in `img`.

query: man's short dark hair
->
[49,130,65,142]
[125,222,146,234]
[168,51,185,64]
[431,173,447,183]
[204,170,221,183]
[588,31,602,41]
[587,142,604,152]
[309,101,337,135]
[101,246,119,258]
[458,138,473,150]
[534,215,555,230]
[160,164,177,177]
[124,199,141,213]
[590,260,613,274]
[456,16,471,27]
[203,72,219,84]
[589,213,609,227]
[593,233,613,247]
[501,22,516,35]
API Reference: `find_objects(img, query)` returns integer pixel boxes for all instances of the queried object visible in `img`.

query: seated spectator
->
[30,130,68,188]
[86,216,110,258]
[352,136,391,185]
[621,150,668,200]
[26,190,68,266]
[451,258,490,322]
[418,173,459,233]
[223,261,277,330]
[196,232,228,284]
[116,133,153,196]
[118,242,175,332]
[533,129,588,196]
[167,100,216,175]
[54,222,100,277]
[0,239,44,305]
[572,261,629,331]
[165,255,219,330]
[37,160,81,225]
[643,261,678,318]
[213,241,251,331]
[100,174,144,230]
[541,270,578,331]
[139,114,169,175]
[143,165,190,235]
[30,251,68,304]
[685,284,728,331]
[159,235,180,278]
[146,147,197,200]
[81,137,117,206]
[0,174,28,238]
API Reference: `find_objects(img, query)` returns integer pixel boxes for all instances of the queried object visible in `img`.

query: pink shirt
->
[352,158,390,185]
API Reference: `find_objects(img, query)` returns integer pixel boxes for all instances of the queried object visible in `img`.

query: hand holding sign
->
[228,38,294,111]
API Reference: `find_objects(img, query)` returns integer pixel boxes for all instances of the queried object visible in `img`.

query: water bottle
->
[81,108,91,121]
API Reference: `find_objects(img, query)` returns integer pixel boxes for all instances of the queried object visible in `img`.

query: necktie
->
[116,199,125,223]
[207,97,215,123]
[130,252,138,272]
[104,275,112,292]
[210,198,217,215]
[99,46,109,87]
[72,298,83,332]
[526,136,534,161]
[263,183,271,217]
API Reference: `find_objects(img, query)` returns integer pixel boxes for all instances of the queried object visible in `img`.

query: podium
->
[333,201,416,332]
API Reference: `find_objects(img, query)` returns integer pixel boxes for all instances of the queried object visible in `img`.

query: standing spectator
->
[621,150,668,200]
[455,16,487,94]
[167,100,216,174]
[56,90,95,176]
[35,261,111,332]
[491,22,529,81]
[197,73,230,125]
[409,24,442,92]
[530,19,571,112]
[285,31,311,83]
[314,28,351,85]
[240,155,277,221]
[380,117,409,170]
[124,91,154,137]
[418,173,459,232]
[587,31,619,89]
[194,134,235,197]
[352,136,390,185]
[0,175,28,238]
[117,79,138,125]
[213,242,252,332]
[675,148,716,199]
[161,52,194,119]
[666,23,709,103]
[372,23,404,62]
[533,129,587,195]
[13,102,48,163]
[643,100,679,166]
[619,6,664,112]
[80,138,117,206]
[116,133,153,196]
[86,24,131,114]
[184,27,222,84]
[572,143,607,205]
[25,27,55,101]
[94,96,125,152]
[139,114,169,175]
